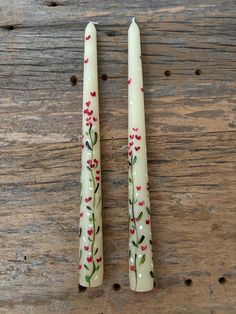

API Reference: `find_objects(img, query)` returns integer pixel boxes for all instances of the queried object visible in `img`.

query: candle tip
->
[90,21,99,25]
[132,17,136,23]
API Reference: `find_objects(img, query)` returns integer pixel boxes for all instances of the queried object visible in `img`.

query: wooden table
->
[0,1,236,313]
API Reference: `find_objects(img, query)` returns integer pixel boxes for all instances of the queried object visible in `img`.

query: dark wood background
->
[0,0,236,313]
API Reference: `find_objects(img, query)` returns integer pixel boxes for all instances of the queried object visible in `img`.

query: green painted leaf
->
[132,241,138,248]
[84,264,89,271]
[95,183,99,194]
[128,161,131,166]
[85,275,90,283]
[150,271,154,278]
[96,196,101,208]
[96,226,100,235]
[94,248,98,255]
[89,124,92,133]
[88,237,92,242]
[85,140,92,151]
[86,206,92,211]
[86,166,92,172]
[146,206,151,215]
[129,199,132,205]
[138,235,145,244]
[150,240,152,245]
[96,265,100,271]
[93,132,98,146]
[79,249,82,261]
[79,228,82,238]
[136,212,143,221]
[132,155,137,165]
[89,178,92,182]
[129,250,131,258]
[129,177,132,183]
[140,254,146,265]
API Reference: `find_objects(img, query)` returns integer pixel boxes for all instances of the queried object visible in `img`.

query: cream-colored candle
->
[128,17,154,292]
[79,21,103,287]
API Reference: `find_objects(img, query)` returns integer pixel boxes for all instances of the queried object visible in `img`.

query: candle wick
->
[90,21,99,25]
[132,17,136,23]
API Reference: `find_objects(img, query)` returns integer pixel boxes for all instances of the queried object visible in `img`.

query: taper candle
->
[79,21,103,287]
[128,17,154,292]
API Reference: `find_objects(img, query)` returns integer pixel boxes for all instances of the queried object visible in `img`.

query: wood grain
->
[0,0,236,313]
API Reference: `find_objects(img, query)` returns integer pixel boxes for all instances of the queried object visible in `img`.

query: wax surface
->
[79,22,103,287]
[128,19,154,292]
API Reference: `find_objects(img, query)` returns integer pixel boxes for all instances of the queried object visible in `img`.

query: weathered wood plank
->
[0,1,235,145]
[0,132,236,313]
[0,0,236,312]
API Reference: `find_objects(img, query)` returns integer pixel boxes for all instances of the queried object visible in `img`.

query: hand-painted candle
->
[128,18,154,292]
[79,21,103,287]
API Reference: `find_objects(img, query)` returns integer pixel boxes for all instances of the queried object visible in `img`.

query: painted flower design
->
[128,127,153,290]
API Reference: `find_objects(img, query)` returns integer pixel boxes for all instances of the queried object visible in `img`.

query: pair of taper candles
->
[79,18,154,292]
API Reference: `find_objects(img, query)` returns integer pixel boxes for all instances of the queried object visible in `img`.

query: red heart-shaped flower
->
[87,256,93,262]
[146,219,150,224]
[96,170,100,174]
[85,197,92,203]
[132,127,139,132]
[96,257,102,263]
[141,87,144,92]
[138,201,145,206]
[129,141,134,146]
[96,176,100,181]
[130,229,135,235]
[86,35,91,41]
[80,212,83,217]
[93,117,97,122]
[90,91,96,97]
[86,101,91,107]
[79,264,82,270]
[136,186,141,191]
[135,135,141,140]
[84,246,89,251]
[84,58,89,63]
[135,146,140,151]
[130,265,135,271]
[129,151,133,156]
[128,78,131,85]
[87,229,93,236]
[130,134,134,139]
[141,245,147,251]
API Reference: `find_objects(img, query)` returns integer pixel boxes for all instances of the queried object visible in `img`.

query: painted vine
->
[128,126,153,290]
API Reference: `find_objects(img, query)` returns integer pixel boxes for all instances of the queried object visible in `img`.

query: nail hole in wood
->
[24,256,27,260]
[70,75,78,86]
[164,70,171,77]
[4,25,15,31]
[106,31,117,37]
[78,284,87,293]
[218,276,226,285]
[101,74,108,81]
[47,1,58,6]
[113,283,121,291]
[195,69,202,76]
[184,278,193,287]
